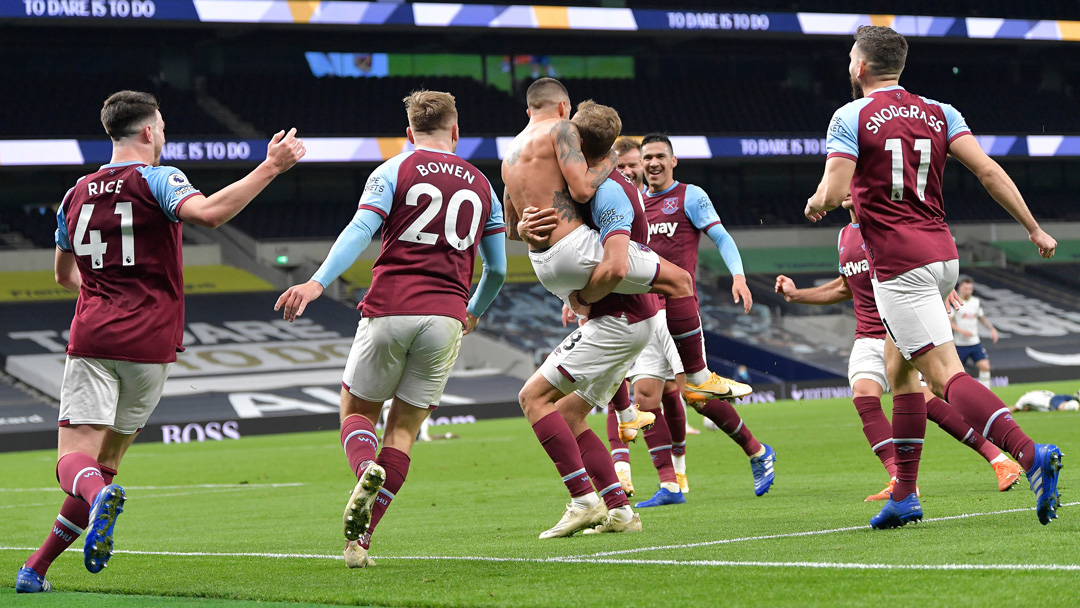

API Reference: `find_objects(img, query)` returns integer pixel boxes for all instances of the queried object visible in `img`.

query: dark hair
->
[526,77,569,110]
[854,25,908,77]
[958,276,974,286]
[640,133,673,154]
[101,90,159,140]
[571,100,621,161]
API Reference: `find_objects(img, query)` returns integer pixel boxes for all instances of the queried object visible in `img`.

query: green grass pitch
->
[1,380,1076,607]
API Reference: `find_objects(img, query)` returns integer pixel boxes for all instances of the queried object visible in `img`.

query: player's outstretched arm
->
[53,249,80,292]
[775,275,852,305]
[948,134,1056,258]
[275,207,383,322]
[179,129,306,228]
[550,120,616,203]
[503,189,522,241]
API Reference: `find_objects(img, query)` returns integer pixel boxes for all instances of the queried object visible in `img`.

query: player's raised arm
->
[550,120,617,203]
[179,129,306,228]
[947,134,1056,258]
[775,275,853,305]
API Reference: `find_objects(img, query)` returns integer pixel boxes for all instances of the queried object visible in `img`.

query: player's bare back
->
[501,118,584,250]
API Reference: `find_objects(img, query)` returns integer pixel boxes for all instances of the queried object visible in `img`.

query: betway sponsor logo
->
[649,221,678,237]
[841,259,869,278]
[162,421,241,444]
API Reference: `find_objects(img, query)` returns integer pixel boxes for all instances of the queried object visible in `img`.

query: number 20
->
[398,183,482,251]
[884,138,931,202]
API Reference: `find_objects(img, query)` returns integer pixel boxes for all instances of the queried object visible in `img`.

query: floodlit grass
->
[2,381,1076,607]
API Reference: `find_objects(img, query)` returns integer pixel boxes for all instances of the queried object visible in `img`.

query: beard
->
[850,75,863,100]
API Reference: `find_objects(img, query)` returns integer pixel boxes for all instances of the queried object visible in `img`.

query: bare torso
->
[501,118,584,251]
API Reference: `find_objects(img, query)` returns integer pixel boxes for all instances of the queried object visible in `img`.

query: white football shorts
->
[529,224,660,305]
[343,314,463,409]
[872,259,959,360]
[540,313,657,410]
[626,308,684,384]
[848,337,888,391]
[58,356,169,434]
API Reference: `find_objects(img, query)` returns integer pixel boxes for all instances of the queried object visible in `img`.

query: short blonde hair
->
[613,136,640,156]
[571,100,622,161]
[403,89,457,133]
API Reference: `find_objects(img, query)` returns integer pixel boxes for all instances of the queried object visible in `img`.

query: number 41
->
[72,202,136,269]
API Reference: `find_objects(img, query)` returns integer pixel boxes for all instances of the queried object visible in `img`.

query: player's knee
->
[672,269,694,297]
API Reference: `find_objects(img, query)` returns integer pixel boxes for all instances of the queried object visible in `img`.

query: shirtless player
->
[502,78,749,403]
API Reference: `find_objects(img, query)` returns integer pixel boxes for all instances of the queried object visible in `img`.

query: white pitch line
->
[0,547,1073,573]
[0,483,305,493]
[572,558,1080,572]
[578,501,1080,559]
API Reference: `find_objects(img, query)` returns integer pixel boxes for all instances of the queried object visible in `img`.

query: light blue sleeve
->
[682,184,723,231]
[310,208,385,288]
[483,184,506,235]
[590,180,634,243]
[837,226,845,275]
[357,154,408,217]
[940,102,971,141]
[55,196,72,252]
[468,232,507,317]
[138,165,202,222]
[826,102,862,159]
[705,223,744,277]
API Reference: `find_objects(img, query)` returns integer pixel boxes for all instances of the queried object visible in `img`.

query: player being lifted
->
[502,78,750,409]
[631,133,776,503]
[514,101,674,537]
[776,198,1022,501]
[275,91,506,567]
[950,276,999,388]
[805,26,1062,528]
[16,91,304,593]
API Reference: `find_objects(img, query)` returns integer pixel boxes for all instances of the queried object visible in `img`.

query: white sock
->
[661,481,680,493]
[571,493,600,510]
[610,505,633,522]
[750,445,766,459]
[990,453,1009,465]
[614,461,631,474]
[617,406,639,424]
[978,370,991,388]
[686,370,710,386]
[673,454,686,474]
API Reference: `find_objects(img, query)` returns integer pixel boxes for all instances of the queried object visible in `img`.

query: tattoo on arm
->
[551,121,586,167]
[504,189,520,240]
[552,187,582,223]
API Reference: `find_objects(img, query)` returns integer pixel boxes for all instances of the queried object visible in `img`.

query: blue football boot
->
[15,565,50,593]
[750,444,776,496]
[1027,444,1064,525]
[870,492,923,529]
[634,487,685,508]
[84,484,125,573]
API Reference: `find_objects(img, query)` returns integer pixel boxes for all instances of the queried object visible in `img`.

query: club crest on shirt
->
[168,172,189,187]
[662,198,679,215]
